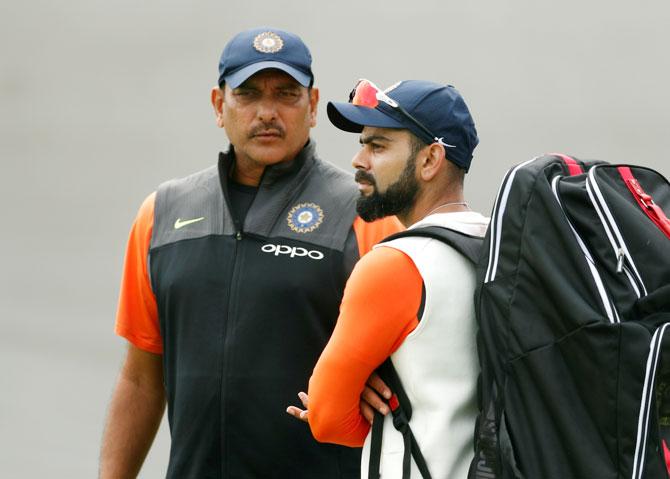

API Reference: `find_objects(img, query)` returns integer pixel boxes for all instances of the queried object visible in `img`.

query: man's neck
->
[231,160,265,186]
[398,193,468,227]
[228,141,311,187]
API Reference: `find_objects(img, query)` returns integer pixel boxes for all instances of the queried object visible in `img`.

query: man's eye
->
[234,90,254,97]
[279,90,299,98]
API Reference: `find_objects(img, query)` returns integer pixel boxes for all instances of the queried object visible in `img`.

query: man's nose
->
[256,98,278,122]
[352,148,371,171]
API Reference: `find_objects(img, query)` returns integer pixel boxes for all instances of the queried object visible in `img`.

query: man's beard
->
[356,155,419,222]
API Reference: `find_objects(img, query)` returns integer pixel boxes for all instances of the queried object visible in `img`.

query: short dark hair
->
[409,133,428,158]
[409,132,465,185]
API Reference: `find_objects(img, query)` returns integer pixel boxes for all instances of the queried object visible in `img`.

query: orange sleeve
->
[307,246,422,446]
[353,216,404,256]
[114,192,163,354]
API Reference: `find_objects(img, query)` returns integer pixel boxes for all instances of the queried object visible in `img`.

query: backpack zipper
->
[618,166,670,240]
[551,176,620,324]
[586,166,647,297]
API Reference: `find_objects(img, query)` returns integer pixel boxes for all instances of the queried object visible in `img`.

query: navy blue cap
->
[327,80,479,171]
[218,27,313,88]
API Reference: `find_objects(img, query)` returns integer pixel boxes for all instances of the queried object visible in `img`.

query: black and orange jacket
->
[115,142,401,479]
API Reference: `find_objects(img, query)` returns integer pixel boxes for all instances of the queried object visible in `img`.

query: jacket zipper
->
[220,227,244,477]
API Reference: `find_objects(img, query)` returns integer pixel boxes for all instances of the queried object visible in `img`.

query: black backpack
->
[369,226,484,479]
[469,154,670,479]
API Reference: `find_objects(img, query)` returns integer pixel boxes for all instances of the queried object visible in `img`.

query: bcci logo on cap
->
[253,31,284,53]
[287,202,324,233]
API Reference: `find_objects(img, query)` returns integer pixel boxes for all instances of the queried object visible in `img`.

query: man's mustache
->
[355,170,376,186]
[249,122,285,138]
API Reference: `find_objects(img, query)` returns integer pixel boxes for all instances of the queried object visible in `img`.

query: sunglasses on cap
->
[348,79,455,148]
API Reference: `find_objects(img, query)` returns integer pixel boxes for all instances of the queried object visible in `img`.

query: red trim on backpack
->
[618,166,670,240]
[388,394,400,412]
[551,153,584,176]
[663,439,670,476]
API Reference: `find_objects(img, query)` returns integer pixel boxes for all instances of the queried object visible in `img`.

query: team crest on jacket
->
[287,203,324,233]
[253,31,284,53]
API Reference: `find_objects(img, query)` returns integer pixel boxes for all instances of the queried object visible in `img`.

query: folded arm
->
[307,246,423,447]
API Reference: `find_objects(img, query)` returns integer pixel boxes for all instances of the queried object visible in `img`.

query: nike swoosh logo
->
[174,217,205,229]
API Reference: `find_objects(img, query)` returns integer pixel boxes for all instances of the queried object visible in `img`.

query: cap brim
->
[223,61,311,88]
[327,101,405,134]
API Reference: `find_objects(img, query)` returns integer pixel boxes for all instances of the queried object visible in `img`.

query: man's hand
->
[286,372,393,425]
[286,392,310,422]
[359,372,392,423]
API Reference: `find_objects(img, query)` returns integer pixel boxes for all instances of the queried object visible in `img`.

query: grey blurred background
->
[1,0,668,477]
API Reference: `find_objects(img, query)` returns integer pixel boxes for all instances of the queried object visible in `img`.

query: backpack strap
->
[368,226,483,479]
[382,226,484,265]
[369,358,434,479]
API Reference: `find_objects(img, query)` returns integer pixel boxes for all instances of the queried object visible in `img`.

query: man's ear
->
[211,86,225,129]
[308,87,319,127]
[418,143,447,182]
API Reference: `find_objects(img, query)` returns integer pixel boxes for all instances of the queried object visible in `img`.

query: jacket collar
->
[217,140,318,237]
[218,140,316,187]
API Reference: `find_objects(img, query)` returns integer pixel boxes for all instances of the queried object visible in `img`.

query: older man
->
[99,29,399,479]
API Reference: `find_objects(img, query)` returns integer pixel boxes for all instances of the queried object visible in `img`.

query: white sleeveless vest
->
[361,211,489,479]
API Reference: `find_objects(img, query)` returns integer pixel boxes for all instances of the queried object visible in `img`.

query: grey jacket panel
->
[151,141,359,253]
[151,165,233,250]
[252,155,359,252]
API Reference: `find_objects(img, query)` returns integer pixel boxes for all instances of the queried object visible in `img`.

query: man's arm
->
[306,246,423,446]
[99,344,166,479]
[353,216,404,419]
